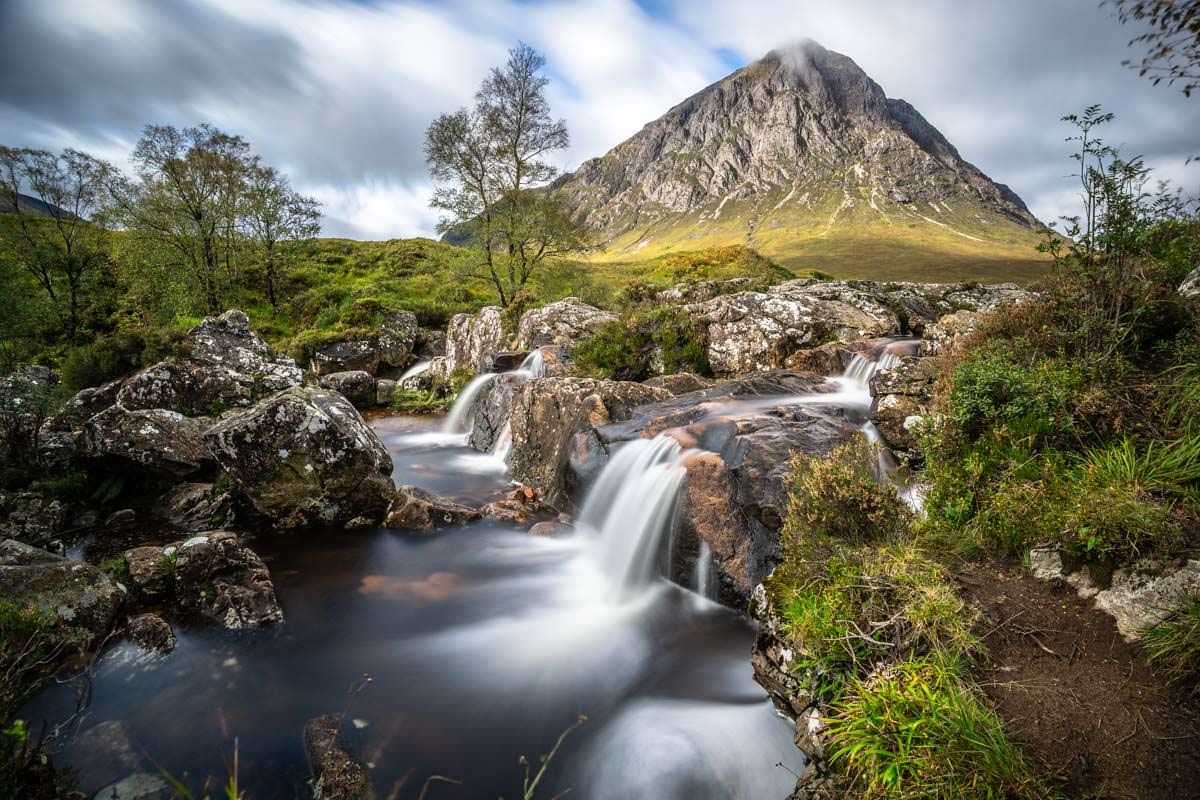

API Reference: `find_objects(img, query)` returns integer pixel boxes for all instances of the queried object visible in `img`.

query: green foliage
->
[825,657,1054,800]
[573,306,710,381]
[1141,599,1200,693]
[390,368,469,414]
[60,327,187,392]
[783,437,911,545]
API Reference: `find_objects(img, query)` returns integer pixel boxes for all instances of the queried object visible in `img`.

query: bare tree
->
[0,146,110,344]
[242,161,322,312]
[107,124,251,313]
[425,43,585,306]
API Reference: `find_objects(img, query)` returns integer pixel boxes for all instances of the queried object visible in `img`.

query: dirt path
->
[957,561,1200,800]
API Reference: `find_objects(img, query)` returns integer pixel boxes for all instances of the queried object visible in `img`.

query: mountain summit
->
[552,41,1047,280]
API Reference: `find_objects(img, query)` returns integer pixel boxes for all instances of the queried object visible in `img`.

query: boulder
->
[1179,265,1200,299]
[0,492,66,547]
[655,278,755,305]
[116,357,255,416]
[479,486,557,526]
[304,714,375,800]
[516,298,617,350]
[375,379,397,407]
[160,481,237,532]
[529,520,572,537]
[416,328,447,358]
[377,310,419,368]
[1093,557,1200,640]
[93,773,171,800]
[483,350,528,373]
[319,370,377,409]
[186,309,303,392]
[446,306,505,374]
[782,341,870,376]
[506,378,671,508]
[384,485,480,531]
[0,538,125,649]
[126,612,176,653]
[205,388,395,528]
[80,406,213,478]
[869,356,941,461]
[41,379,123,434]
[642,373,714,395]
[313,340,379,377]
[921,309,988,356]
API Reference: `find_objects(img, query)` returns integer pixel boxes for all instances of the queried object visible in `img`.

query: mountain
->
[0,191,70,217]
[551,41,1049,282]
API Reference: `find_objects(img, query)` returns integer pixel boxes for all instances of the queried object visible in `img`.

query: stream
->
[22,414,802,799]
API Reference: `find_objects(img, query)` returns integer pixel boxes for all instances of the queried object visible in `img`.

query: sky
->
[1,0,1197,240]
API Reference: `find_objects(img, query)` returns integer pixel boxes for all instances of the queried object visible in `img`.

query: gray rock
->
[186,309,303,392]
[161,481,236,532]
[375,379,397,407]
[516,298,617,350]
[94,773,171,800]
[319,370,378,409]
[416,328,447,357]
[0,492,66,547]
[305,714,375,800]
[921,309,988,356]
[68,720,152,795]
[116,357,253,416]
[80,406,213,478]
[384,485,480,531]
[377,310,419,368]
[1093,558,1200,640]
[205,388,394,528]
[446,306,505,374]
[42,380,122,434]
[0,539,125,649]
[313,340,380,377]
[1180,265,1200,299]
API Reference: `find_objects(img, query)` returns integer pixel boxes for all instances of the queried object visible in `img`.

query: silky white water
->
[398,359,431,383]
[442,372,499,433]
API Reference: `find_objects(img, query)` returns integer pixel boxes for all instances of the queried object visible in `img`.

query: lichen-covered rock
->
[642,373,714,395]
[516,298,617,350]
[305,714,375,800]
[205,388,394,528]
[319,370,377,409]
[313,340,379,377]
[384,485,480,531]
[375,379,396,407]
[0,538,125,649]
[377,310,419,368]
[1179,265,1200,299]
[869,355,941,461]
[80,406,213,478]
[921,309,987,356]
[116,357,253,416]
[416,328,447,357]
[41,379,122,434]
[1093,557,1200,640]
[782,341,868,375]
[446,306,504,374]
[0,492,66,547]
[160,481,236,532]
[127,613,175,653]
[186,309,303,392]
[506,378,671,508]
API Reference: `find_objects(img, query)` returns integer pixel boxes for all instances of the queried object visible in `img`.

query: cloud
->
[1,0,1196,238]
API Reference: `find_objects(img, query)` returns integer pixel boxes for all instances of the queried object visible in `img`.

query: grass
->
[1142,600,1200,694]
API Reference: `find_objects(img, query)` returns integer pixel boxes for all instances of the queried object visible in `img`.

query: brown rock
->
[304,714,375,800]
[127,613,175,653]
[384,486,480,531]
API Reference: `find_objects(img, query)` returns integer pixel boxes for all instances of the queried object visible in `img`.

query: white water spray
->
[692,539,716,602]
[490,421,513,463]
[442,372,499,434]
[398,360,431,383]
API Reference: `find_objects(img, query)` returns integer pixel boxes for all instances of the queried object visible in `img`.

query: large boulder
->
[506,378,671,508]
[313,340,379,377]
[590,372,860,604]
[0,539,125,650]
[516,298,617,350]
[186,309,303,392]
[42,379,122,434]
[446,306,505,374]
[80,406,213,478]
[116,357,254,416]
[377,310,419,368]
[921,309,988,356]
[383,486,480,531]
[0,492,66,548]
[1093,557,1200,640]
[204,388,394,528]
[319,371,377,409]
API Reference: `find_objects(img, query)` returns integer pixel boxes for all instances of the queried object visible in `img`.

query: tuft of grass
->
[1142,599,1200,694]
[825,656,1056,800]
[1083,434,1200,497]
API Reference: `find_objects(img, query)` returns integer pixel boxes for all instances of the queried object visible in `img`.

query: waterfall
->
[840,351,902,391]
[442,372,499,434]
[515,349,546,379]
[579,436,694,601]
[490,421,513,463]
[692,539,716,602]
[398,360,431,383]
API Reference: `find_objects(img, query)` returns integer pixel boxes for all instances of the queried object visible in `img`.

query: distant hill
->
[549,41,1050,283]
[0,191,71,218]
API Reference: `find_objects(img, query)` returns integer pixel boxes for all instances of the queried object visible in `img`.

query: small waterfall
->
[442,372,499,434]
[579,436,694,601]
[692,539,716,602]
[515,349,546,379]
[840,351,902,390]
[490,421,513,463]
[398,360,431,383]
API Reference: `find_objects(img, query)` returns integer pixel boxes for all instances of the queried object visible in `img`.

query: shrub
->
[825,657,1053,800]
[573,307,710,381]
[572,317,650,380]
[60,327,186,392]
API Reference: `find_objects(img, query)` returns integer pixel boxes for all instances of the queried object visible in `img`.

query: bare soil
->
[957,561,1200,800]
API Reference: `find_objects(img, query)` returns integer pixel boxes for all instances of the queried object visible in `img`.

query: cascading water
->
[490,421,513,463]
[398,359,431,383]
[442,372,499,433]
[515,348,546,379]
[691,539,716,602]
[578,436,694,602]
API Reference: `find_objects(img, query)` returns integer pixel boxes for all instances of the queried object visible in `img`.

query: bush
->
[60,328,186,392]
[573,307,710,381]
[825,657,1053,800]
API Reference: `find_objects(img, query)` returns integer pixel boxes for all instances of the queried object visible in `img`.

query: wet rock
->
[479,486,556,526]
[750,582,815,718]
[516,298,617,350]
[125,545,174,603]
[869,355,941,461]
[506,378,671,508]
[446,306,505,374]
[313,340,380,377]
[0,492,66,547]
[161,481,236,532]
[104,508,137,528]
[173,531,283,628]
[127,612,175,652]
[782,341,868,375]
[375,379,396,408]
[94,773,171,800]
[205,388,394,528]
[484,350,528,373]
[0,539,125,649]
[80,406,213,478]
[1180,265,1200,299]
[377,310,419,369]
[384,485,480,531]
[305,714,375,800]
[529,520,571,536]
[642,373,714,395]
[68,720,150,795]
[466,371,526,453]
[187,310,304,393]
[319,370,378,409]
[1093,557,1200,640]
